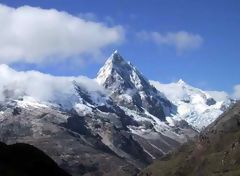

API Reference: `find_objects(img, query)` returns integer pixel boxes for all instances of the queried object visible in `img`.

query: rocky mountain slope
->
[0,51,232,176]
[140,101,240,176]
[0,99,139,176]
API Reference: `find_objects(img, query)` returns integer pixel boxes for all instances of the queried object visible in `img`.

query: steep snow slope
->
[150,79,232,130]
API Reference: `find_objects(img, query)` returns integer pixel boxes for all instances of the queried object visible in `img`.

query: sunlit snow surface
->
[150,80,232,131]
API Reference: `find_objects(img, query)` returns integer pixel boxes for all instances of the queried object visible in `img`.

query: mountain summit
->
[97,51,173,121]
[97,50,149,90]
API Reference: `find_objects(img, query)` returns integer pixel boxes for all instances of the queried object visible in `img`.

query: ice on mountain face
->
[150,80,231,130]
[74,103,93,116]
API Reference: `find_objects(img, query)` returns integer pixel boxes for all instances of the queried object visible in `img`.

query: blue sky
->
[0,0,239,94]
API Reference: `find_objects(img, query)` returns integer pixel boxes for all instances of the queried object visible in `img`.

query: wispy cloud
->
[137,31,203,53]
[232,84,240,99]
[208,84,240,101]
[207,91,230,102]
[0,4,125,65]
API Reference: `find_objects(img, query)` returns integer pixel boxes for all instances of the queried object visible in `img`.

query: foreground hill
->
[0,142,71,176]
[140,101,240,176]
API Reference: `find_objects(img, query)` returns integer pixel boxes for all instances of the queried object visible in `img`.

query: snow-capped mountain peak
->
[96,51,174,121]
[96,51,149,91]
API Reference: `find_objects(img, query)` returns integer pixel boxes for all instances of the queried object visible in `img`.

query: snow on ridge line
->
[150,79,232,130]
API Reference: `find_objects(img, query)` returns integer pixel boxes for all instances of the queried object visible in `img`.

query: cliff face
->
[140,102,240,176]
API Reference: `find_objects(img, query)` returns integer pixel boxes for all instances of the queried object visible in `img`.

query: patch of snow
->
[142,147,156,160]
[16,96,49,109]
[166,116,175,126]
[74,103,93,116]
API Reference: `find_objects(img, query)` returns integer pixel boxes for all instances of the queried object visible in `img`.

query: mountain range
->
[0,51,233,176]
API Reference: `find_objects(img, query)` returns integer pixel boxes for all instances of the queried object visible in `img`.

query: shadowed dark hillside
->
[140,101,240,176]
[0,142,71,176]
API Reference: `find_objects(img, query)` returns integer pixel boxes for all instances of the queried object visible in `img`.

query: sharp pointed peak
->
[97,51,127,83]
[97,51,144,85]
[113,49,118,54]
[105,50,126,65]
[111,49,122,57]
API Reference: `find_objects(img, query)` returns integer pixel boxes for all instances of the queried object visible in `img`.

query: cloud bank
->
[0,64,238,111]
[0,64,105,107]
[137,31,203,53]
[0,4,124,64]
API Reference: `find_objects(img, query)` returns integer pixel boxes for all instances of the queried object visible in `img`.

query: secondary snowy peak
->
[96,51,173,121]
[150,80,232,130]
[151,79,221,106]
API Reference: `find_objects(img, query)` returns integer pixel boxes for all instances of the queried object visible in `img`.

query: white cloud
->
[232,85,240,99]
[207,91,230,102]
[0,4,124,64]
[137,31,203,53]
[0,64,105,107]
[208,85,240,101]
